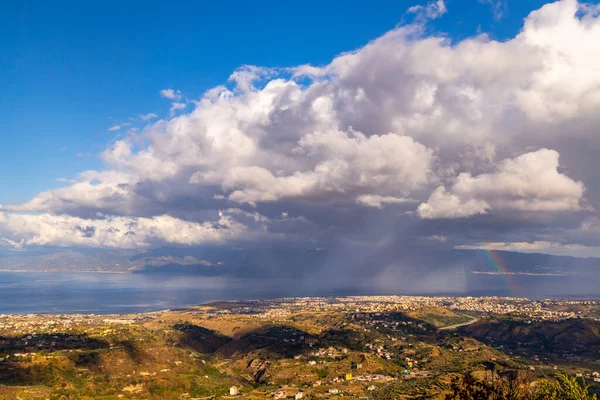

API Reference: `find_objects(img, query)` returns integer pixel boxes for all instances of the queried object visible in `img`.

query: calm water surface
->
[0,272,244,314]
[0,271,598,314]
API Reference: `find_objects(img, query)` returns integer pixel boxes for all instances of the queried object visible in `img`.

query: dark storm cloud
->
[76,226,96,238]
[1,0,600,269]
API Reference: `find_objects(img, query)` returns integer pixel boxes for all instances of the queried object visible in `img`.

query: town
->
[1,295,600,399]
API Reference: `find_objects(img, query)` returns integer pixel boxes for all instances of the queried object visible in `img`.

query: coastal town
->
[204,295,597,322]
[1,295,593,341]
[1,295,600,399]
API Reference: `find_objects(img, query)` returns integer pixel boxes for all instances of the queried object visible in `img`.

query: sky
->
[1,0,549,204]
[2,0,600,272]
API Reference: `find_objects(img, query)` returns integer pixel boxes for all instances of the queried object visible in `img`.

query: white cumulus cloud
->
[0,209,259,249]
[138,113,158,121]
[159,88,181,100]
[3,0,600,250]
[418,149,585,218]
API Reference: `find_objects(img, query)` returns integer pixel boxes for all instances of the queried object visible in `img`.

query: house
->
[273,390,286,399]
[229,386,239,396]
[295,392,304,399]
[305,336,318,345]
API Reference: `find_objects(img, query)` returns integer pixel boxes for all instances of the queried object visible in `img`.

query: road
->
[439,317,479,331]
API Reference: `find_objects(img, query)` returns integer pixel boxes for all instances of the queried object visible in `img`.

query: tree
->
[445,371,597,400]
[445,372,496,400]
[530,374,597,400]
[445,368,531,400]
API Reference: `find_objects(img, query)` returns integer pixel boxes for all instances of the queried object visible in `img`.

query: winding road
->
[439,317,480,331]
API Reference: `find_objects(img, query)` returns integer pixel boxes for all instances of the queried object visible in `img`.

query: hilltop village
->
[1,296,600,399]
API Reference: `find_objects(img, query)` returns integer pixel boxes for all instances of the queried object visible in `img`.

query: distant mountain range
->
[0,246,599,279]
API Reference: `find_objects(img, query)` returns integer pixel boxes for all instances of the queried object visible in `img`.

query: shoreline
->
[1,293,600,317]
[470,270,567,277]
[0,269,130,274]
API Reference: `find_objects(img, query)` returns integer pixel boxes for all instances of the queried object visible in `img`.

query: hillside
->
[462,317,600,356]
[1,296,600,399]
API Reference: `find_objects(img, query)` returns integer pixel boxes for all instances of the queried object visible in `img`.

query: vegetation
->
[372,377,438,399]
[446,371,597,400]
[1,299,600,399]
[532,374,598,400]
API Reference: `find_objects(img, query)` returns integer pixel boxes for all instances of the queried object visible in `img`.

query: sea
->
[0,271,598,314]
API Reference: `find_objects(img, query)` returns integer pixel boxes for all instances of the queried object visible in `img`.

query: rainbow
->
[480,248,523,297]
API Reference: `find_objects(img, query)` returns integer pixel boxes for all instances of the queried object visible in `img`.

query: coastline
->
[0,269,130,274]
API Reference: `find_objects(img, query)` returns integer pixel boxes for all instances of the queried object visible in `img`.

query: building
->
[229,386,239,395]
[295,392,304,399]
[305,336,318,345]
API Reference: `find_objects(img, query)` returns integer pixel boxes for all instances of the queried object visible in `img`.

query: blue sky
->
[0,0,551,205]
